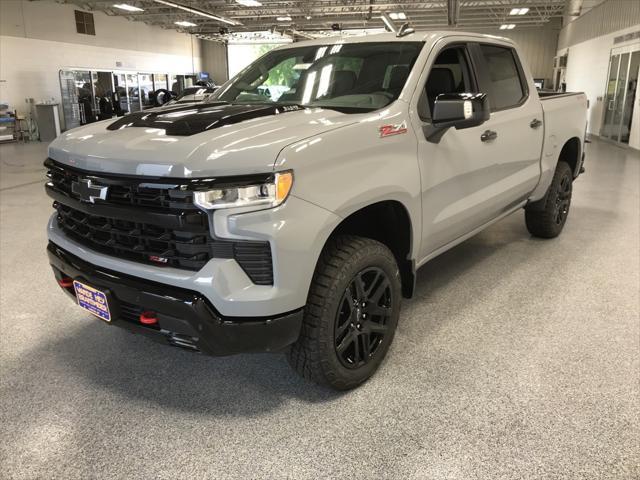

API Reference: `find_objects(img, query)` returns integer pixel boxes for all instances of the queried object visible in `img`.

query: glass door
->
[93,71,115,120]
[139,73,154,109]
[113,73,129,115]
[621,52,639,144]
[74,70,95,124]
[602,48,640,144]
[127,73,141,112]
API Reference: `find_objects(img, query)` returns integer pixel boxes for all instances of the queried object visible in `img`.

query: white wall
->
[200,40,229,84]
[0,0,201,118]
[558,25,640,149]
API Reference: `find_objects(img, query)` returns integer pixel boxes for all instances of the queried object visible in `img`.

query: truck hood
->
[48,102,361,177]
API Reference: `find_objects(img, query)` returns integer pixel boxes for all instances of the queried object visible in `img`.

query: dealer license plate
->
[73,280,111,322]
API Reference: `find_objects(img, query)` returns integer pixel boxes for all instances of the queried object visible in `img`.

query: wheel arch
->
[324,200,416,299]
[559,136,582,178]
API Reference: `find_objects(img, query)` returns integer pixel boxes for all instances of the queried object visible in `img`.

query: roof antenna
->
[396,23,415,37]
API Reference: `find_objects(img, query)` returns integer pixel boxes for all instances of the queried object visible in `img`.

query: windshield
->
[213,41,423,112]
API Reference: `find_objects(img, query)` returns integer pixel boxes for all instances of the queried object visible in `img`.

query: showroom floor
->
[0,138,638,479]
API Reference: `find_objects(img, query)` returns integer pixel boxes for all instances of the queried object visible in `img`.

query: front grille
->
[47,159,196,211]
[46,159,274,285]
[55,203,217,270]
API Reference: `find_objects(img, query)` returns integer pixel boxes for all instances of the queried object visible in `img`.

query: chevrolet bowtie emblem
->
[72,178,109,203]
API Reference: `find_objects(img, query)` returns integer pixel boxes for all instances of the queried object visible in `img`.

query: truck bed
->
[536,91,588,195]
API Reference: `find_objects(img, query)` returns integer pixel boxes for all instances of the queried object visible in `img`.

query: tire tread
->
[287,235,399,390]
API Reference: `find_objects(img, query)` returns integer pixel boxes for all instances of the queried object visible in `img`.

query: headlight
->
[193,171,293,210]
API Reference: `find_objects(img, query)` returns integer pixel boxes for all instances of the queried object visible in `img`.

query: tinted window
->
[479,45,525,110]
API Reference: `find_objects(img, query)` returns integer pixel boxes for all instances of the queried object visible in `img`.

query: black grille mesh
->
[47,162,196,211]
[47,160,273,285]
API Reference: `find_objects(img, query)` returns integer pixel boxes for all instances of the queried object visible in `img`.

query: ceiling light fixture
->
[509,7,529,15]
[276,16,292,22]
[235,0,262,6]
[500,24,516,30]
[389,12,407,20]
[113,3,144,12]
[175,20,197,27]
[154,0,240,26]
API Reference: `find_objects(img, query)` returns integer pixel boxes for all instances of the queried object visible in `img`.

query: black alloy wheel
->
[525,161,573,238]
[287,235,401,390]
[554,173,572,225]
[334,267,393,369]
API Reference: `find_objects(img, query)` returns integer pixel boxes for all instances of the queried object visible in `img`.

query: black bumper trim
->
[47,242,302,356]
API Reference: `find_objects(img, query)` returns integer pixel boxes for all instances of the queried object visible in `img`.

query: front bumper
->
[48,242,303,356]
[47,190,340,317]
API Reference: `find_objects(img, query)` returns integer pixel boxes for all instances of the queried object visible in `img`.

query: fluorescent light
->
[113,3,144,12]
[306,15,312,20]
[519,7,529,15]
[276,16,292,21]
[235,0,262,6]
[154,0,240,26]
[175,20,197,27]
[389,12,407,20]
[510,7,529,15]
[500,24,516,30]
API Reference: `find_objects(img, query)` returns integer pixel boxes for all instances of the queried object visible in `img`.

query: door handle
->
[480,130,498,142]
[530,118,543,129]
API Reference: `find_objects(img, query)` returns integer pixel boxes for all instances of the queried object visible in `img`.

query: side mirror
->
[425,93,490,143]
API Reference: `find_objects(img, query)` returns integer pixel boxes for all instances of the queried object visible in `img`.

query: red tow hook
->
[140,311,158,325]
[58,277,74,288]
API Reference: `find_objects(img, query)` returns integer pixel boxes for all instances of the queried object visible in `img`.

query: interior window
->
[478,45,525,110]
[423,46,475,116]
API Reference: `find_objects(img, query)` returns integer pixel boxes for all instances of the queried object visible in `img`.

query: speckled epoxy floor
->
[0,138,638,479]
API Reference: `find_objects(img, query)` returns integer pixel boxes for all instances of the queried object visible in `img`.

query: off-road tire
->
[525,161,573,238]
[287,235,402,390]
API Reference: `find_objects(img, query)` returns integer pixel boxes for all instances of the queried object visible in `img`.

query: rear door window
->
[478,45,526,110]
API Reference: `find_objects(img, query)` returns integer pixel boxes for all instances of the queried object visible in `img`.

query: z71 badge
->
[379,121,408,138]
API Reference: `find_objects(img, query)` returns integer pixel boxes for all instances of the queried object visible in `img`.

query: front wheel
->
[525,161,573,238]
[287,235,402,390]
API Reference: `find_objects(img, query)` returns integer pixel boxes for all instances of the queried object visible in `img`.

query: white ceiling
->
[50,0,570,41]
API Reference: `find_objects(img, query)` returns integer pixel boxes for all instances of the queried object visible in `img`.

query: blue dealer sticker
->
[73,281,111,322]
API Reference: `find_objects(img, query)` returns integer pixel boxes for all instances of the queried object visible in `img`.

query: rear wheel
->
[525,161,573,238]
[287,235,401,390]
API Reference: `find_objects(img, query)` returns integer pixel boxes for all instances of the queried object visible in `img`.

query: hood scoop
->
[106,102,302,136]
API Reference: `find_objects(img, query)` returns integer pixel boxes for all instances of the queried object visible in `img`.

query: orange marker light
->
[275,171,294,204]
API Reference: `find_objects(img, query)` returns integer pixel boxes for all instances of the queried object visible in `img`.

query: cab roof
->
[274,30,515,50]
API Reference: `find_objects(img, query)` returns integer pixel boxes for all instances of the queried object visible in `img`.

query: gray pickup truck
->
[45,31,587,389]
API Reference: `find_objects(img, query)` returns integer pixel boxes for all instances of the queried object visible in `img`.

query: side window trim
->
[470,42,529,112]
[418,42,479,122]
